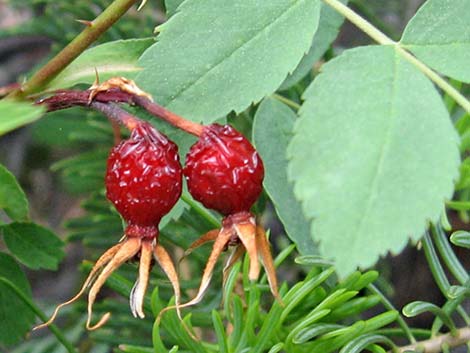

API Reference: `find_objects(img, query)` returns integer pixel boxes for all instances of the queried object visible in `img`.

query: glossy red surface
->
[106,122,182,233]
[184,124,264,216]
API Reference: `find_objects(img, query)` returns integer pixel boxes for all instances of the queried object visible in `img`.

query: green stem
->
[181,193,220,228]
[368,284,416,344]
[0,277,77,353]
[9,0,139,99]
[272,94,301,111]
[321,0,395,45]
[321,0,470,114]
[396,48,470,113]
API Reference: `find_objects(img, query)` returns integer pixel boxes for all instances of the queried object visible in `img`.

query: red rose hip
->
[36,121,184,331]
[184,123,264,216]
[106,122,182,234]
[175,124,280,312]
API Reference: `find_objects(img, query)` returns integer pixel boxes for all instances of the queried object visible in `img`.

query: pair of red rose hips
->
[36,115,278,331]
[105,120,278,325]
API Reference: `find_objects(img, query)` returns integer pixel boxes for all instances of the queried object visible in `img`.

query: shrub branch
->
[396,327,470,353]
[8,0,139,99]
[322,0,470,114]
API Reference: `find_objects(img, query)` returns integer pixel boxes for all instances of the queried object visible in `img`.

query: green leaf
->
[0,99,45,136]
[339,334,395,353]
[402,301,456,334]
[446,200,470,211]
[45,38,154,91]
[280,0,347,90]
[0,163,29,221]
[288,45,459,276]
[363,311,398,332]
[253,97,316,254]
[267,343,284,353]
[450,230,470,248]
[2,222,65,270]
[401,0,470,83]
[212,310,228,353]
[137,0,321,123]
[0,252,35,345]
[294,323,343,344]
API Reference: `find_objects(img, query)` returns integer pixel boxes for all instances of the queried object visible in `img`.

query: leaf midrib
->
[165,0,310,107]
[350,49,400,252]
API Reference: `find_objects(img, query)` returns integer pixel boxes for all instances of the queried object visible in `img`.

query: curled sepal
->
[154,244,198,340]
[33,242,124,331]
[86,237,141,330]
[179,229,219,266]
[234,219,260,281]
[256,226,282,303]
[130,239,153,318]
[158,228,233,322]
[154,244,182,320]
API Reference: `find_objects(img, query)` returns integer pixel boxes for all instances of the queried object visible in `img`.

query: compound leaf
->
[137,0,321,122]
[401,0,470,83]
[280,0,347,90]
[288,45,459,275]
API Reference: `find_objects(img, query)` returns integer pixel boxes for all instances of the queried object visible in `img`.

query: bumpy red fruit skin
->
[184,124,264,216]
[106,122,182,235]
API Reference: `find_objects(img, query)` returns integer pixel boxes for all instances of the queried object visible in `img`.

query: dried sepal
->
[88,77,153,104]
[256,226,282,303]
[154,243,198,339]
[154,244,182,319]
[183,229,219,257]
[178,229,219,270]
[159,227,233,322]
[130,239,153,318]
[33,242,124,331]
[86,237,141,330]
[234,220,260,281]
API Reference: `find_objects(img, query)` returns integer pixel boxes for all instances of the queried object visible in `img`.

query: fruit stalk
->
[37,87,204,137]
[132,96,204,137]
[91,101,140,130]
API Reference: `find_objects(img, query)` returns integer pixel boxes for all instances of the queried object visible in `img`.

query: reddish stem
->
[37,89,205,137]
[108,118,122,145]
[91,102,140,131]
[132,96,204,137]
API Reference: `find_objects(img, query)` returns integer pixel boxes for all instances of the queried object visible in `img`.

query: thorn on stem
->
[76,19,94,27]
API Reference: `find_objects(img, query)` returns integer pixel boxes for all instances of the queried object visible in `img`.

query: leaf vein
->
[352,49,399,251]
[166,0,309,106]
